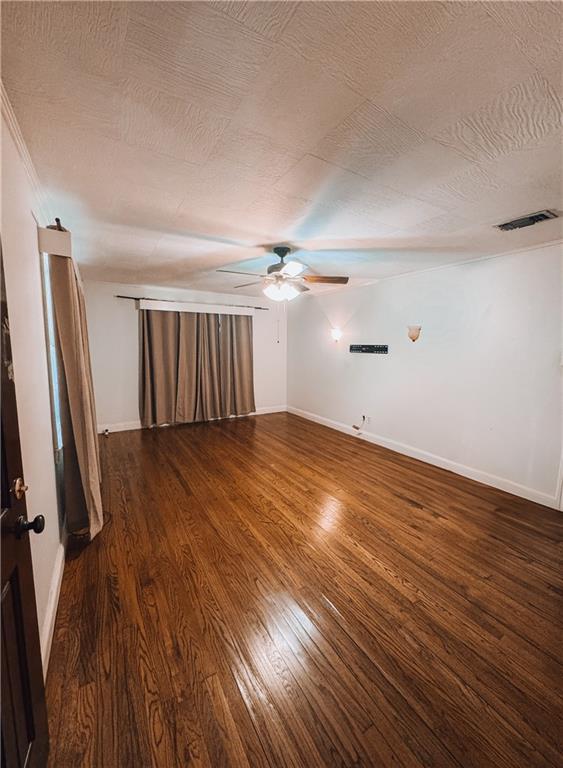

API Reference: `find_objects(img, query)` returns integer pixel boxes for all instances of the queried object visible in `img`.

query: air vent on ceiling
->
[496,210,557,231]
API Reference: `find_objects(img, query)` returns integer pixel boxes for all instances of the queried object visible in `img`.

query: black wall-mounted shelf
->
[349,344,388,354]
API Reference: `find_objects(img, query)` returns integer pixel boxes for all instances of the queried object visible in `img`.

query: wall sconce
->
[331,327,343,342]
[407,325,422,342]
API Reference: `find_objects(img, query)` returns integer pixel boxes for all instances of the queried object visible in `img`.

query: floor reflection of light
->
[286,599,317,636]
[242,594,320,696]
[318,496,342,534]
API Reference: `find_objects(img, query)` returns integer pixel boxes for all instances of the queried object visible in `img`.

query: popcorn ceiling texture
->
[2,1,562,293]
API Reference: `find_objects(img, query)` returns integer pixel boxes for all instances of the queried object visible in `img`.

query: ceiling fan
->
[217,245,349,302]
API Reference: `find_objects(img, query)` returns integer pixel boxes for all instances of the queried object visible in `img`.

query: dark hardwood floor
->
[46,413,562,767]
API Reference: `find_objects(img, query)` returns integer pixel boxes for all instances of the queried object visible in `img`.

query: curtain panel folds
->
[48,254,103,540]
[140,310,255,428]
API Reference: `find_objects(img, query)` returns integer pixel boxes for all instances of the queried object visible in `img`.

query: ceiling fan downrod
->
[272,245,291,260]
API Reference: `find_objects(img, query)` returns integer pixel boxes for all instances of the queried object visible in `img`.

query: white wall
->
[83,280,287,431]
[1,115,65,670]
[288,243,562,508]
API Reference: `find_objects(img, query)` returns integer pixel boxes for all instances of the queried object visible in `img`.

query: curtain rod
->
[114,295,269,311]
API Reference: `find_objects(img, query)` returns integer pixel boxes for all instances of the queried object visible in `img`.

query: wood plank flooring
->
[46,413,563,767]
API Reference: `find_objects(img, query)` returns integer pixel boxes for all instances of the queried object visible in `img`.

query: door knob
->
[15,515,45,539]
[11,477,28,500]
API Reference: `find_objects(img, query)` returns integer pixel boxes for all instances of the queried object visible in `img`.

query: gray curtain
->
[48,255,103,540]
[140,310,255,428]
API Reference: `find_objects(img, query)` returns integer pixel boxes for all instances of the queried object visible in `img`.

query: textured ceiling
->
[2,1,562,294]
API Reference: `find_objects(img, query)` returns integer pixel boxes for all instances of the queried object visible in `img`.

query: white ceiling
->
[2,1,562,295]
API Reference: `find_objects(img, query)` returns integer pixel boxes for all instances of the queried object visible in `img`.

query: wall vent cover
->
[496,210,557,231]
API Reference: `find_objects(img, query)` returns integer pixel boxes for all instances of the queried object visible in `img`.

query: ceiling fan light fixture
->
[281,283,299,301]
[262,283,284,301]
[262,280,299,302]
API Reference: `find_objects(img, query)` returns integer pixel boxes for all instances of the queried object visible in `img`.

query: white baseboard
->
[253,405,287,415]
[40,541,65,676]
[97,420,141,434]
[287,406,558,510]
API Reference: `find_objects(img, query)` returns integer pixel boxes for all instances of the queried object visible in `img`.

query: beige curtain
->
[140,310,255,428]
[49,255,103,540]
[55,342,88,532]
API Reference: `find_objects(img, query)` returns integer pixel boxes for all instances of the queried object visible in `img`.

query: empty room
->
[1,1,562,766]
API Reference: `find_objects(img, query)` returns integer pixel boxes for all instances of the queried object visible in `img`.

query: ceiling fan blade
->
[216,269,264,276]
[303,275,349,284]
[234,280,263,289]
[294,282,310,293]
[280,260,306,277]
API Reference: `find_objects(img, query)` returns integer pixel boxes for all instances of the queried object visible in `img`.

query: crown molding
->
[370,237,563,287]
[1,81,52,225]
